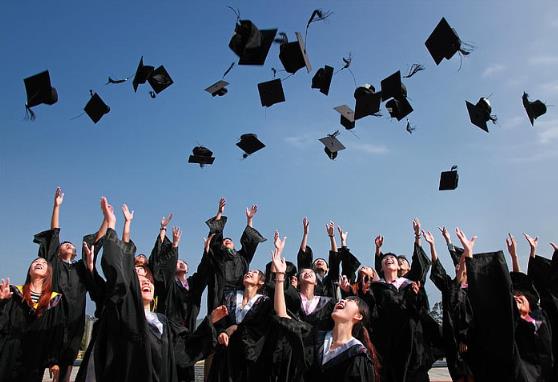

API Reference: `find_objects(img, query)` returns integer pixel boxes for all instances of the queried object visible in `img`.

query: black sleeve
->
[237,226,267,264]
[429,259,451,293]
[33,228,61,262]
[174,317,218,366]
[148,235,177,290]
[339,246,361,283]
[346,354,375,382]
[206,216,227,253]
[297,245,314,271]
[328,250,341,280]
[405,243,431,283]
[82,232,107,308]
[374,252,382,275]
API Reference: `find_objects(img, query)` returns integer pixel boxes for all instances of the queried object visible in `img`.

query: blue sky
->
[1,0,558,310]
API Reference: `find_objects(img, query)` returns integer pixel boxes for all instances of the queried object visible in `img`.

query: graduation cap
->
[319,131,345,160]
[439,165,459,191]
[237,134,265,158]
[466,97,496,132]
[188,146,215,167]
[334,105,355,130]
[205,80,229,97]
[425,17,470,65]
[279,32,312,74]
[522,92,547,126]
[354,84,381,120]
[23,70,58,119]
[386,97,413,121]
[312,65,334,95]
[84,92,110,124]
[229,20,277,66]
[257,79,285,107]
[510,272,540,310]
[381,71,407,102]
[148,66,173,94]
[132,57,154,92]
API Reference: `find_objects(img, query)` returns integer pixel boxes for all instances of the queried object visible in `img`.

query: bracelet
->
[328,235,334,238]
[275,277,285,283]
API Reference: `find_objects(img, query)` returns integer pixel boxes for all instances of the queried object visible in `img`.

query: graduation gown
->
[33,228,89,368]
[77,228,216,382]
[0,286,64,382]
[429,258,474,381]
[297,245,342,298]
[205,216,266,311]
[208,290,273,382]
[291,293,335,331]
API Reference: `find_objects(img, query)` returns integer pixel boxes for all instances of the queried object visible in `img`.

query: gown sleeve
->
[429,258,451,293]
[297,245,314,271]
[33,228,61,262]
[237,225,267,265]
[339,246,361,283]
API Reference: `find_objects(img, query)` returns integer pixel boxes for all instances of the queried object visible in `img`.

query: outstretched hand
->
[412,218,421,236]
[53,187,64,207]
[523,233,538,251]
[0,278,13,300]
[272,247,287,274]
[438,226,451,244]
[338,226,348,245]
[172,227,182,247]
[506,233,517,257]
[122,204,134,222]
[374,235,384,249]
[245,204,258,220]
[303,217,310,235]
[325,221,335,237]
[218,198,226,215]
[82,242,94,273]
[161,213,173,228]
[455,227,477,257]
[211,305,228,324]
[101,197,116,227]
[204,233,215,254]
[422,230,435,246]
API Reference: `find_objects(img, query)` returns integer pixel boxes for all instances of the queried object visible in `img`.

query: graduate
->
[271,234,380,382]
[426,228,474,382]
[32,187,92,382]
[78,197,225,382]
[0,258,65,382]
[204,197,267,312]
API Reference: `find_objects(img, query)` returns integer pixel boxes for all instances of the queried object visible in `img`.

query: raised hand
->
[218,198,226,215]
[523,233,538,258]
[374,235,384,249]
[338,226,348,245]
[550,242,558,252]
[54,187,64,207]
[438,226,451,244]
[82,242,94,273]
[210,305,228,324]
[172,227,182,248]
[0,278,13,300]
[339,275,351,293]
[246,204,258,220]
[412,218,421,236]
[161,213,173,228]
[122,204,134,222]
[326,221,335,237]
[49,364,60,382]
[410,281,421,295]
[455,227,477,257]
[422,230,435,246]
[303,217,310,235]
[272,247,287,274]
[506,233,517,257]
[101,197,116,228]
[204,233,215,254]
[274,232,287,253]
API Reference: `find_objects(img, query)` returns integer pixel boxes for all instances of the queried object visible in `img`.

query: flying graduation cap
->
[522,92,547,126]
[23,70,58,120]
[319,131,345,160]
[84,92,110,124]
[278,32,312,74]
[257,78,285,107]
[334,105,355,130]
[425,17,471,65]
[312,65,334,95]
[386,98,414,121]
[229,19,278,65]
[353,84,381,120]
[205,80,229,97]
[133,57,154,92]
[148,66,173,94]
[439,165,459,191]
[188,146,215,167]
[236,134,265,158]
[466,97,497,132]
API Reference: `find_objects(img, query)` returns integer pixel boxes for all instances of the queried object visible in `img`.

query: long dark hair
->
[22,259,54,317]
[346,296,381,382]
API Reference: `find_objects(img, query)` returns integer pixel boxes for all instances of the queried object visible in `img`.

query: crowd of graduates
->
[0,187,556,382]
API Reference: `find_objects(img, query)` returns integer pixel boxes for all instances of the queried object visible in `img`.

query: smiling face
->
[397,257,410,277]
[222,238,235,250]
[59,241,76,261]
[299,268,317,286]
[176,260,188,274]
[381,254,399,273]
[243,269,264,288]
[313,258,328,273]
[29,258,49,279]
[138,274,155,304]
[331,298,363,324]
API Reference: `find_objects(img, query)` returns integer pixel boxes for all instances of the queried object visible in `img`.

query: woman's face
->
[381,255,399,273]
[138,274,155,303]
[331,299,362,324]
[135,255,148,266]
[176,260,188,273]
[135,266,147,277]
[397,258,410,276]
[243,270,263,287]
[29,258,48,279]
[299,268,317,286]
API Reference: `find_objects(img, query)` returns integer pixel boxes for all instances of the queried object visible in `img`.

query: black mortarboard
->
[236,134,265,158]
[522,92,547,126]
[132,57,154,92]
[425,17,467,65]
[386,97,413,121]
[334,105,355,130]
[319,132,345,160]
[84,92,110,124]
[148,66,173,94]
[312,65,334,95]
[439,165,459,191]
[279,32,312,74]
[510,272,540,310]
[466,97,495,132]
[257,79,285,107]
[188,146,215,167]
[354,84,381,120]
[229,20,277,66]
[23,70,58,118]
[381,71,407,101]
[205,80,229,97]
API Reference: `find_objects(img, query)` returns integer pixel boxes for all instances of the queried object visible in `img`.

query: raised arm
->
[238,204,267,264]
[374,235,384,274]
[215,197,225,221]
[51,187,64,230]
[506,233,520,272]
[300,217,309,253]
[338,226,360,282]
[159,213,173,243]
[121,204,134,243]
[272,234,289,318]
[423,230,438,263]
[455,227,477,258]
[413,218,421,246]
[326,221,337,253]
[523,233,538,259]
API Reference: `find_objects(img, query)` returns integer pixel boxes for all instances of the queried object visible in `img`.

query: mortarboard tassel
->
[24,104,36,121]
[403,64,425,79]
[222,62,235,78]
[406,120,415,134]
[149,91,157,99]
[274,32,289,45]
[304,9,332,53]
[226,6,241,23]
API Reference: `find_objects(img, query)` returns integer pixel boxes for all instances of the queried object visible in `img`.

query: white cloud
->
[528,56,558,66]
[536,118,558,144]
[351,143,389,155]
[537,81,558,96]
[482,64,506,78]
[284,134,317,148]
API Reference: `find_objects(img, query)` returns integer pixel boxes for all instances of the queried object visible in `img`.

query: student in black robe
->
[0,258,65,382]
[204,198,267,312]
[78,197,225,382]
[207,260,272,382]
[32,187,91,382]
[271,236,380,382]
[149,216,209,382]
[426,229,474,382]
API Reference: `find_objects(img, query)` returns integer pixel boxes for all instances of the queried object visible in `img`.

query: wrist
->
[160,226,167,231]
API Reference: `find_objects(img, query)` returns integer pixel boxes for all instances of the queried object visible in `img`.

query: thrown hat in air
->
[188,146,215,166]
[278,32,312,74]
[466,97,496,132]
[205,80,229,97]
[522,92,547,126]
[386,97,413,121]
[257,79,285,107]
[439,165,459,191]
[23,70,58,119]
[425,17,471,65]
[237,134,265,158]
[334,105,356,130]
[312,65,334,95]
[229,19,278,65]
[148,66,173,94]
[380,71,407,102]
[132,57,155,92]
[319,131,345,160]
[354,84,381,120]
[84,92,110,124]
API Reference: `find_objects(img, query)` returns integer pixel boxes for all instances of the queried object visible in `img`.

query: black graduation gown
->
[291,293,335,331]
[205,216,267,311]
[270,316,375,382]
[0,286,64,382]
[208,290,273,382]
[33,228,89,368]
[528,250,558,380]
[77,228,216,382]
[297,245,342,298]
[429,258,474,381]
